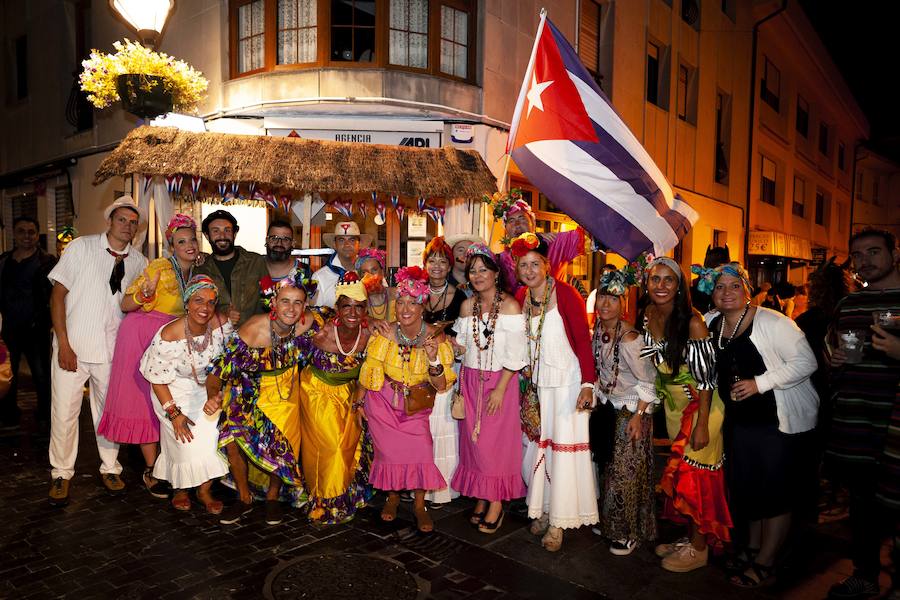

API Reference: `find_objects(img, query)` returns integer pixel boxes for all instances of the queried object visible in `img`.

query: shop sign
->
[811,247,827,265]
[450,123,474,144]
[749,230,812,260]
[268,128,441,147]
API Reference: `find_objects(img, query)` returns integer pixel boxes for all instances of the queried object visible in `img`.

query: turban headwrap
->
[182,274,218,305]
[165,213,197,244]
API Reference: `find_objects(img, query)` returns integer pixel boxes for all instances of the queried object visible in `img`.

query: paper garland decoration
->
[357,199,368,221]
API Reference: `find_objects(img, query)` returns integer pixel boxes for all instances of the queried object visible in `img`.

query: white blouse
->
[454,313,527,372]
[140,323,232,386]
[593,329,658,413]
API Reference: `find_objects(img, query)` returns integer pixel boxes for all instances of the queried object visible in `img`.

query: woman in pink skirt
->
[98,214,199,498]
[357,266,456,533]
[451,243,527,533]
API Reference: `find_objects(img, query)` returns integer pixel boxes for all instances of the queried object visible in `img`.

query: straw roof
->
[94,126,497,200]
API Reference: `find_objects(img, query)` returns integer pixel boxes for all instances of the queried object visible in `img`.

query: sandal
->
[541,526,563,552]
[171,491,191,511]
[530,513,550,536]
[143,466,170,499]
[478,510,504,535]
[724,547,759,572]
[413,505,434,533]
[197,492,223,515]
[730,563,776,588]
[469,501,487,526]
[380,494,401,522]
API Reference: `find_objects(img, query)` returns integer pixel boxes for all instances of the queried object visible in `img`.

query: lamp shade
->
[109,0,174,46]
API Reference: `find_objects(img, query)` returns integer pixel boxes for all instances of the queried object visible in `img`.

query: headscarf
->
[646,256,683,280]
[182,274,218,305]
[394,266,430,304]
[465,242,494,262]
[509,232,549,260]
[259,272,318,309]
[422,236,453,263]
[335,272,368,303]
[713,262,753,297]
[598,267,638,296]
[355,247,386,272]
[165,213,197,244]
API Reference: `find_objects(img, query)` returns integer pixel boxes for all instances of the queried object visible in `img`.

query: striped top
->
[826,287,900,466]
[640,332,717,391]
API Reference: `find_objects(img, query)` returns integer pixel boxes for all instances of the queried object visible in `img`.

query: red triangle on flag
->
[287,129,301,138]
[511,24,598,150]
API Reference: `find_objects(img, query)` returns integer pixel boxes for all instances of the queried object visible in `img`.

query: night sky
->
[800,0,900,162]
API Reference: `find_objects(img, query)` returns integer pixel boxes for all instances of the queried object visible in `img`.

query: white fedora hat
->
[103,195,147,223]
[322,221,373,249]
[446,233,485,248]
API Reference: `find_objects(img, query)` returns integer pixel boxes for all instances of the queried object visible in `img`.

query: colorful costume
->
[210,329,311,500]
[359,333,456,491]
[641,330,732,545]
[297,310,373,523]
[98,257,188,444]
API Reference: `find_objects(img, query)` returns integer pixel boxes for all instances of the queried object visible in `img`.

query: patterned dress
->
[641,330,732,545]
[297,314,373,523]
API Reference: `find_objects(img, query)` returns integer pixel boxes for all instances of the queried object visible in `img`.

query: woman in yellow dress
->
[298,273,374,524]
[357,266,456,533]
[98,214,199,498]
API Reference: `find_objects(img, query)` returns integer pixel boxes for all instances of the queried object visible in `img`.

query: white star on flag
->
[526,72,554,118]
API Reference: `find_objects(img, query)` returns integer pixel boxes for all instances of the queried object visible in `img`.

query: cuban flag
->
[507,12,698,260]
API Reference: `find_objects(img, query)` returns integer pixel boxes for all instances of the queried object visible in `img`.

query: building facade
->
[0,0,878,289]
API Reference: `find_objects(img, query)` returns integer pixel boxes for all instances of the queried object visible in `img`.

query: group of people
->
[1,191,898,599]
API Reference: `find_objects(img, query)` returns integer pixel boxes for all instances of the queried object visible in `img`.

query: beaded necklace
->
[396,321,426,363]
[471,289,502,349]
[270,319,297,401]
[425,281,450,322]
[334,323,363,356]
[524,277,553,381]
[597,321,623,396]
[716,302,750,350]
[184,319,213,385]
[168,256,193,298]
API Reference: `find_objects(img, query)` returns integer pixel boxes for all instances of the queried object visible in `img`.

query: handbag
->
[451,364,465,420]
[519,373,541,442]
[404,382,436,416]
[0,338,12,399]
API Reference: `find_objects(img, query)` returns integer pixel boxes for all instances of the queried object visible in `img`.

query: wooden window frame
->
[387,0,431,72]
[228,0,477,84]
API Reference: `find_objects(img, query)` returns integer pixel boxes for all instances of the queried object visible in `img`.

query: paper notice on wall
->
[406,240,426,267]
[408,213,427,238]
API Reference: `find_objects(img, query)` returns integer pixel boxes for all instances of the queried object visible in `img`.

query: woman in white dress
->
[511,233,599,551]
[140,275,231,513]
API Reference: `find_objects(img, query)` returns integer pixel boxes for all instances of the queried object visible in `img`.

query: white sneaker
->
[610,539,638,556]
[591,527,604,536]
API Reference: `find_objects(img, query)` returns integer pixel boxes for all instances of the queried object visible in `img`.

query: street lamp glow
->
[108,0,174,48]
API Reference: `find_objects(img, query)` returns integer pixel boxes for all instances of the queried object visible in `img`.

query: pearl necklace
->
[429,281,449,295]
[717,302,751,350]
[334,323,363,356]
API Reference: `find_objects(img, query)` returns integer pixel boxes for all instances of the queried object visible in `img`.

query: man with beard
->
[196,210,267,327]
[827,228,900,600]
[265,219,311,283]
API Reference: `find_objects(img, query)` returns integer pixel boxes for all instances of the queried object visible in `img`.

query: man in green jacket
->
[196,210,267,327]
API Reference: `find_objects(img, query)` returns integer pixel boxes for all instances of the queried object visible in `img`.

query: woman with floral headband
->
[357,266,456,533]
[355,248,395,323]
[591,266,659,556]
[707,262,818,588]
[205,272,319,527]
[512,232,598,552]
[297,272,374,524]
[98,213,200,499]
[140,275,230,513]
[421,236,467,508]
[452,243,526,534]
[638,256,731,573]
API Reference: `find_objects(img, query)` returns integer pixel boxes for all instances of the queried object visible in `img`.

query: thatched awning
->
[94,126,497,200]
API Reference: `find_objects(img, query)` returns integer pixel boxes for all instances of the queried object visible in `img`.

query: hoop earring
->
[332,316,342,327]
[361,317,369,328]
[269,309,277,321]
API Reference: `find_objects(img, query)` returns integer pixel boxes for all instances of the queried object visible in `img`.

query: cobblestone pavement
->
[0,384,893,600]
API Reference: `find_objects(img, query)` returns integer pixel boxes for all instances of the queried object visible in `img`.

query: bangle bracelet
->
[161,400,175,411]
[428,358,441,367]
[165,406,182,421]
[580,382,595,390]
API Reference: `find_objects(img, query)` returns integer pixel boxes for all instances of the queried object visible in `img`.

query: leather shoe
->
[101,473,125,495]
[48,477,70,507]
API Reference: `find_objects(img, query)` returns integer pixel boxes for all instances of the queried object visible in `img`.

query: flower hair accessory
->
[422,236,453,263]
[509,232,545,260]
[599,268,639,296]
[165,213,197,244]
[465,242,494,261]
[690,264,718,295]
[259,272,318,309]
[355,247,386,272]
[394,265,430,303]
[482,189,528,221]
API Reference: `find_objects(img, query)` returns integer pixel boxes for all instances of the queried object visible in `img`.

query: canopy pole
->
[300,193,313,249]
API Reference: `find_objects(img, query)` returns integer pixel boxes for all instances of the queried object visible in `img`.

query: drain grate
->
[266,554,418,600]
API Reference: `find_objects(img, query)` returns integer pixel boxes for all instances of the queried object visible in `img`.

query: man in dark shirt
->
[0,217,58,429]
[195,210,267,327]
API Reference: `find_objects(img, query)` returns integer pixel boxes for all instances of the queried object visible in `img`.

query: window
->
[796,96,808,138]
[721,0,736,22]
[278,0,318,64]
[677,64,688,120]
[440,4,469,78]
[761,57,780,112]
[819,122,829,156]
[15,35,28,100]
[389,0,428,69]
[838,141,846,171]
[646,40,669,109]
[332,0,376,62]
[715,92,731,184]
[713,229,727,247]
[579,0,602,87]
[236,1,266,74]
[815,190,825,225]
[792,176,805,217]
[761,155,777,205]
[681,0,700,31]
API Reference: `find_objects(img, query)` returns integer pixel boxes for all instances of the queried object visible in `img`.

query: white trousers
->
[426,387,460,504]
[49,340,121,480]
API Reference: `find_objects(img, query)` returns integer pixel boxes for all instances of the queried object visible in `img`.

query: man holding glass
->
[827,229,900,600]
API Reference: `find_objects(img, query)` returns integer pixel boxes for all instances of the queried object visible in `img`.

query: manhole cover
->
[267,554,418,600]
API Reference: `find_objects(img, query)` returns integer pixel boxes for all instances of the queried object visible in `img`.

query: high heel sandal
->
[142,466,170,499]
[380,494,401,522]
[478,510,504,534]
[730,563,776,588]
[469,502,487,526]
[413,505,434,533]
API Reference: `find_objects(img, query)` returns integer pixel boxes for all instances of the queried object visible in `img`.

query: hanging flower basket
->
[116,74,173,119]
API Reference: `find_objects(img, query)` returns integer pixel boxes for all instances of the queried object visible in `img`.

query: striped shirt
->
[48,233,147,363]
[826,287,900,466]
